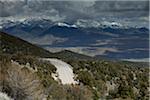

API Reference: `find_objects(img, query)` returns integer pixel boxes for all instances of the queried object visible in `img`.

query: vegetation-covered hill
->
[0,31,149,100]
[0,54,93,100]
[0,31,53,57]
[0,32,92,60]
[66,59,149,99]
[1,54,149,100]
[52,50,93,60]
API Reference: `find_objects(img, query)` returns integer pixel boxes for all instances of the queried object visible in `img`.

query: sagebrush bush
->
[0,55,46,100]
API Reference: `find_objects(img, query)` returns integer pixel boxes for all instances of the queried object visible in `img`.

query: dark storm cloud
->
[0,1,25,17]
[93,1,149,12]
[0,0,149,22]
[92,0,149,18]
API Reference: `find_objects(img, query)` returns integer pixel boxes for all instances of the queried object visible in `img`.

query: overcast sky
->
[0,0,149,27]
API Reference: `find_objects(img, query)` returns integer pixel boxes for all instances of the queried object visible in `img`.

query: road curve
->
[43,58,77,84]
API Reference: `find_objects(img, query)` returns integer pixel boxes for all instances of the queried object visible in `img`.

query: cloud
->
[0,0,148,18]
[0,0,66,21]
[0,0,149,27]
[92,0,149,18]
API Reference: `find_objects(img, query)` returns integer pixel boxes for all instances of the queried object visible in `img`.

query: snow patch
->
[57,22,77,28]
[0,26,2,29]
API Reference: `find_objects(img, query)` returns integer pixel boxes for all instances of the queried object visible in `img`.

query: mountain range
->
[0,18,149,60]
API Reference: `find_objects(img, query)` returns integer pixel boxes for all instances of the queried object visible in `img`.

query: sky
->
[0,0,149,27]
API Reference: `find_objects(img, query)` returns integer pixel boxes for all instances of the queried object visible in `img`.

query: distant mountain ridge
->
[0,18,149,60]
[1,18,148,29]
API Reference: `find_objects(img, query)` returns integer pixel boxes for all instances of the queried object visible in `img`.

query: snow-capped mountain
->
[0,17,134,29]
[1,17,148,37]
[101,21,123,28]
[0,17,54,29]
[0,17,149,59]
[75,19,125,29]
[2,17,147,31]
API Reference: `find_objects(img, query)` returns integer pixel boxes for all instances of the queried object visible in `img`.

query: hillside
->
[0,31,149,100]
[0,31,53,57]
[0,32,93,60]
[51,50,93,60]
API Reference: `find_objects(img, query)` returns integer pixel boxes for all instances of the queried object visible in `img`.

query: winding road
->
[43,58,77,84]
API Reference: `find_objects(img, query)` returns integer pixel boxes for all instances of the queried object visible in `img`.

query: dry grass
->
[0,59,46,100]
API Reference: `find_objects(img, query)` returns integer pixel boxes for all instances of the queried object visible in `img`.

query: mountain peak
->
[57,22,77,28]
